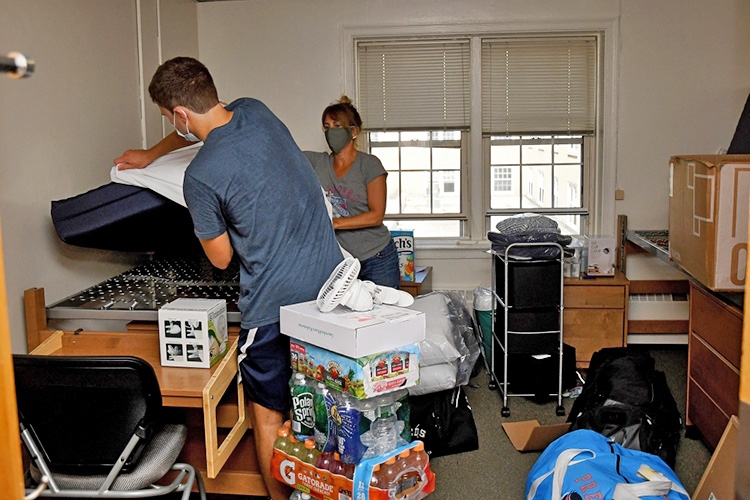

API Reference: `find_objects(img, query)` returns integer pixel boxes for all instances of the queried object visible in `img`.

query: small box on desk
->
[158,298,228,368]
[586,236,616,277]
[391,229,415,281]
[669,154,750,291]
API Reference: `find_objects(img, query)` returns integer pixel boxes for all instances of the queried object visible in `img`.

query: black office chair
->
[13,354,206,499]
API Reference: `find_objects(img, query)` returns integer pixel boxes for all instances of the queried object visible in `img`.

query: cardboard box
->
[692,415,738,500]
[158,298,228,368]
[290,339,420,399]
[501,420,571,451]
[669,155,750,291]
[391,229,415,281]
[280,301,425,358]
[586,236,616,276]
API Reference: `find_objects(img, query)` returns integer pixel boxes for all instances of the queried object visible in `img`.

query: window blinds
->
[481,37,597,135]
[357,40,471,131]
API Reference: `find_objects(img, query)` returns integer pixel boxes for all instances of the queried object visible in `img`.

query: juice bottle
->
[380,456,399,491]
[273,426,291,454]
[291,373,315,440]
[303,438,320,465]
[370,463,385,489]
[409,442,429,473]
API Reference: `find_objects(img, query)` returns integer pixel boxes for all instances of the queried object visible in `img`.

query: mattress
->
[51,182,198,253]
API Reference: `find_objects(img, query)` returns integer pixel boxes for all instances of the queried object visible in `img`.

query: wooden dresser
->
[563,269,630,368]
[687,281,743,450]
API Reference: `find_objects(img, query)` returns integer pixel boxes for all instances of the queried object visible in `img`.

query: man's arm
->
[199,231,234,269]
[114,131,194,170]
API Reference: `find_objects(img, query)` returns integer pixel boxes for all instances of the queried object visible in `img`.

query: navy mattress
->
[51,182,198,253]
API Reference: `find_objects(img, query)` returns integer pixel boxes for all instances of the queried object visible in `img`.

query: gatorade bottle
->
[291,373,315,440]
[273,426,291,454]
[303,438,320,465]
[288,435,304,460]
[314,450,333,471]
[328,452,346,477]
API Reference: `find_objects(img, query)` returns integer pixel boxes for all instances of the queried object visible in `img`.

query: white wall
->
[1,0,748,352]
[0,0,199,353]
[194,0,750,289]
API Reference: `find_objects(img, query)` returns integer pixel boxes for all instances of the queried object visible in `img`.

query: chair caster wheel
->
[501,407,510,417]
[488,381,497,390]
[556,405,566,417]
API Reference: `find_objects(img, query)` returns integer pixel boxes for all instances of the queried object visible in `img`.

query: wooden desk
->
[23,288,266,496]
[400,266,432,297]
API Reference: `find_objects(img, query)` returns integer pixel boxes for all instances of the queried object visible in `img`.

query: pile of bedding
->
[407,291,480,396]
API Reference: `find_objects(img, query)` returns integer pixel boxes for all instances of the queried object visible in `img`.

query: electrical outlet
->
[615,189,625,200]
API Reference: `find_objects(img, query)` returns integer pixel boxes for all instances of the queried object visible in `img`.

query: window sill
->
[413,239,491,259]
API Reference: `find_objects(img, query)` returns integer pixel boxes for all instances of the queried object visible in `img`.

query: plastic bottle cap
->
[399,450,410,459]
[305,439,316,449]
[414,442,424,452]
[277,427,288,437]
[373,464,381,472]
[386,457,396,465]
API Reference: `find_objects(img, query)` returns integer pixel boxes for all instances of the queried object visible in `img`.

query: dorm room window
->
[356,34,598,239]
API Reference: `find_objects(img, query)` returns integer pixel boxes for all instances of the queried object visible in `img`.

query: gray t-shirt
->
[184,99,343,329]
[304,150,392,261]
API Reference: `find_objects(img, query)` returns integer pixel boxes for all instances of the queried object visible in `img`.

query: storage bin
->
[494,255,561,308]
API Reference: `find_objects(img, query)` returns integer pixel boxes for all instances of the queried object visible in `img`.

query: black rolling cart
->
[489,242,565,417]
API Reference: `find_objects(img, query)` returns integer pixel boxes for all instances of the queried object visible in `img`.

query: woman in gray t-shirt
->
[304,96,400,289]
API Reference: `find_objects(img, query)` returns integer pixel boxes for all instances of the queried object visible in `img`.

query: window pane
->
[386,174,401,214]
[555,164,583,208]
[401,146,431,171]
[385,219,461,238]
[402,131,431,141]
[371,131,400,142]
[433,147,461,169]
[521,164,552,209]
[432,171,460,213]
[491,144,521,165]
[401,171,431,214]
[372,146,400,171]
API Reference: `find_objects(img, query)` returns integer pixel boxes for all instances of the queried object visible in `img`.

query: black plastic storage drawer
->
[494,255,561,308]
[491,342,577,397]
[494,307,560,353]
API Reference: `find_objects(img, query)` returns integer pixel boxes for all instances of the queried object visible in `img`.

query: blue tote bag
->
[526,430,689,500]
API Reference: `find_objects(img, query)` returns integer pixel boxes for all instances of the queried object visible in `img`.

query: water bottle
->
[336,392,365,464]
[314,382,336,452]
[289,490,302,500]
[291,373,315,440]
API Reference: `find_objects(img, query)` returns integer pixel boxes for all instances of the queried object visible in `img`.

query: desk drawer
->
[564,286,625,308]
[687,378,729,451]
[689,333,740,417]
[690,286,742,368]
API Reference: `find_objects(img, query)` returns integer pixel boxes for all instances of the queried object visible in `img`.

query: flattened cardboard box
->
[692,415,737,500]
[669,155,750,291]
[502,420,571,451]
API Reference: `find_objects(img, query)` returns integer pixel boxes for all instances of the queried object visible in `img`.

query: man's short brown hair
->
[148,57,219,113]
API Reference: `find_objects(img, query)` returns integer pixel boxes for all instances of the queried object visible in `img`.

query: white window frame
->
[342,20,619,252]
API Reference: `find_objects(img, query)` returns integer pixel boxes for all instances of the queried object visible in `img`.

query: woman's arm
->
[332,174,387,230]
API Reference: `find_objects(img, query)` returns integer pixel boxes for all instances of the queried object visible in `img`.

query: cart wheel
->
[488,380,497,390]
[501,407,510,417]
[556,405,566,417]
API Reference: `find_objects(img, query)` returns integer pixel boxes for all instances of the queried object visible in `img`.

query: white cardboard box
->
[587,236,616,276]
[158,298,229,368]
[280,300,426,358]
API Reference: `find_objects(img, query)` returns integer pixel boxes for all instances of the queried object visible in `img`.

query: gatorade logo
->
[280,459,296,485]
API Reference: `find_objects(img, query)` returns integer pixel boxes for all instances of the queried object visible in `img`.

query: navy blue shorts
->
[237,323,292,412]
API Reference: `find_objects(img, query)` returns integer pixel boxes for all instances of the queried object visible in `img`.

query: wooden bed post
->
[24,287,49,352]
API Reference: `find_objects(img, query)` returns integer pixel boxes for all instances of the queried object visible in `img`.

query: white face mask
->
[173,112,200,142]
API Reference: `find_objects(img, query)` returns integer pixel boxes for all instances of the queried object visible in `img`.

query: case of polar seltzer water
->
[391,229,415,282]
